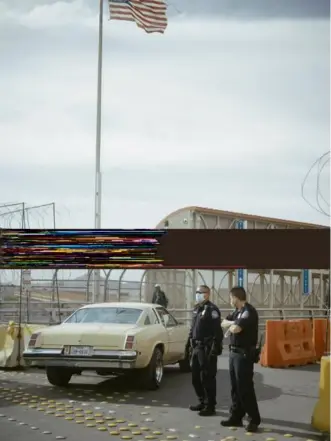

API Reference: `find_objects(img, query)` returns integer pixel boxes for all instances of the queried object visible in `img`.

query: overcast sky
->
[0,0,330,233]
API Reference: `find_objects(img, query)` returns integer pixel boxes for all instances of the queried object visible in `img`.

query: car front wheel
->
[46,367,72,387]
[138,346,164,390]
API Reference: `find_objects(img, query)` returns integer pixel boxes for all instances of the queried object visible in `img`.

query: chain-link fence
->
[0,268,329,324]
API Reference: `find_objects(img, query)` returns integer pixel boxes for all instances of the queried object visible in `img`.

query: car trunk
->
[40,323,138,349]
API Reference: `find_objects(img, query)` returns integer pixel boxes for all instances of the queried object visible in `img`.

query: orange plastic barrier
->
[313,318,330,360]
[260,319,317,368]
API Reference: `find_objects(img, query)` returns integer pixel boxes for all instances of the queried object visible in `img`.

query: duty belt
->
[193,340,204,347]
[193,339,212,347]
[229,345,253,355]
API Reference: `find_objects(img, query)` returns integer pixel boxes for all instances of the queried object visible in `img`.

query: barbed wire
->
[0,203,56,285]
[301,151,330,218]
[166,1,183,14]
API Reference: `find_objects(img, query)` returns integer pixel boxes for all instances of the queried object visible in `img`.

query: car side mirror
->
[163,315,169,327]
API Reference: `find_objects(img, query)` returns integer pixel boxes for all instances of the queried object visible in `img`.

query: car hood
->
[39,323,139,349]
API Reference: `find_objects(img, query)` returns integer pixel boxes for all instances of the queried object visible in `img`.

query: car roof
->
[80,302,157,310]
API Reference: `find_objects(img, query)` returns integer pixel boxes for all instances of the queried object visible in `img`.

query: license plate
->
[69,346,91,356]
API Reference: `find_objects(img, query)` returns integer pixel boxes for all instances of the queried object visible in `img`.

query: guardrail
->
[171,308,329,332]
[0,300,328,328]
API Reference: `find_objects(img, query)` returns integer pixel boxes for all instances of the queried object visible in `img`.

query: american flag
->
[109,0,168,34]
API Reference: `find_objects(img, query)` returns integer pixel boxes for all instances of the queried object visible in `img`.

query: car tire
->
[138,346,164,390]
[179,344,192,372]
[46,367,72,387]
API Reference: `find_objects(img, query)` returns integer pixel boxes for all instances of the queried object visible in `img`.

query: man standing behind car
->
[188,285,223,416]
[152,284,168,308]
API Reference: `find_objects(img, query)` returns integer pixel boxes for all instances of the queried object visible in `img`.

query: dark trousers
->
[191,347,217,408]
[229,351,261,424]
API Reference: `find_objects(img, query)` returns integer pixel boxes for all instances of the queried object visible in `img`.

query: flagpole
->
[92,0,104,304]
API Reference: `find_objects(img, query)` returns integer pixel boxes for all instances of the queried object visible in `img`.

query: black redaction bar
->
[0,228,329,269]
[0,229,166,269]
[157,229,330,269]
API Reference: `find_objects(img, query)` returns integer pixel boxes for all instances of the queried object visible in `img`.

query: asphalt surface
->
[0,354,328,441]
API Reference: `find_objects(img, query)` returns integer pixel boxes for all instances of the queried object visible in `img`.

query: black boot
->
[189,402,205,411]
[221,418,243,427]
[199,406,216,416]
[245,422,260,433]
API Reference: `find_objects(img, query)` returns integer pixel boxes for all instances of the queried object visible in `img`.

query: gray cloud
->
[1,0,329,18]
[172,0,330,19]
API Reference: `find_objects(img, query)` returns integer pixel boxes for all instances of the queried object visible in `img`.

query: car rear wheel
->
[46,367,72,387]
[138,346,164,390]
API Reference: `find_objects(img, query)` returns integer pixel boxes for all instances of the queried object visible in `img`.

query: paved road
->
[0,354,328,441]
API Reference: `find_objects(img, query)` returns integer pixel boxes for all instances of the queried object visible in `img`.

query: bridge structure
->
[0,205,329,326]
[142,206,330,314]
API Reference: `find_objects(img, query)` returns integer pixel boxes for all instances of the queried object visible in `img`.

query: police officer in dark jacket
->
[189,285,223,416]
[221,286,261,432]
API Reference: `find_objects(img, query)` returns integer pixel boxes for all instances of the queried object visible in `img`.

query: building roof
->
[157,205,328,229]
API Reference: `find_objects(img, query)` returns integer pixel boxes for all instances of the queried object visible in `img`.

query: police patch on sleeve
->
[241,311,249,318]
[211,310,220,319]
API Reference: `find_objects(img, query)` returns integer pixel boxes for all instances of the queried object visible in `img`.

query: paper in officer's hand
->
[224,329,232,338]
[221,319,235,329]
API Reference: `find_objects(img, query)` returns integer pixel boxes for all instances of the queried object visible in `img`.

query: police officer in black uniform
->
[188,285,223,416]
[221,286,261,432]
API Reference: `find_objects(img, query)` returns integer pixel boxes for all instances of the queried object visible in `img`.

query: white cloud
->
[0,1,329,229]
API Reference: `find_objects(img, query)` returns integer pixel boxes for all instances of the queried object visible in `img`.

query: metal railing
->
[0,301,328,330]
[1,269,329,309]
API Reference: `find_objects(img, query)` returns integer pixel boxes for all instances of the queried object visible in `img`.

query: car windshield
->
[65,307,143,324]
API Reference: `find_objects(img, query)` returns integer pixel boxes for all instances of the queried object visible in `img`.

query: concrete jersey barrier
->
[0,322,48,368]
[0,324,15,368]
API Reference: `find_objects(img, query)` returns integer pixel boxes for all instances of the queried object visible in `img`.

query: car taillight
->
[125,335,135,350]
[28,333,40,348]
